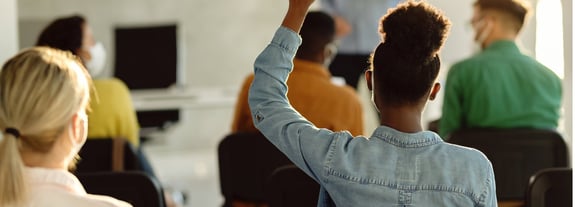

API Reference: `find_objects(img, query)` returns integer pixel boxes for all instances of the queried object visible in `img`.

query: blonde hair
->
[0,47,91,206]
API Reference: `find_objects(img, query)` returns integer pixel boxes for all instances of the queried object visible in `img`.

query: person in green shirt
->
[439,0,562,138]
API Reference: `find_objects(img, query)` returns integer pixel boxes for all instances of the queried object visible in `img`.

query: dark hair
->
[371,1,450,106]
[295,11,336,60]
[474,0,529,30]
[36,15,86,56]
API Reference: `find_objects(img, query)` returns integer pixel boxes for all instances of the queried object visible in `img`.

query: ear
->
[429,82,441,101]
[69,112,88,144]
[365,70,373,91]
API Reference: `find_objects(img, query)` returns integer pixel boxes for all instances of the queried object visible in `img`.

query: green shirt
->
[439,40,562,138]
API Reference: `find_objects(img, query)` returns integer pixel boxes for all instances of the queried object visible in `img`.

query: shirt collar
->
[371,125,443,148]
[293,59,331,79]
[484,40,520,54]
[26,167,87,195]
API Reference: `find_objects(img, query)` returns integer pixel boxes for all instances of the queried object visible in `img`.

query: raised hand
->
[281,0,316,33]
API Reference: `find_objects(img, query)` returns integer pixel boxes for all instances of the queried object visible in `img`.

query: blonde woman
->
[0,47,131,207]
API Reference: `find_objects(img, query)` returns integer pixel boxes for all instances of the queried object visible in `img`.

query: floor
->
[144,143,223,207]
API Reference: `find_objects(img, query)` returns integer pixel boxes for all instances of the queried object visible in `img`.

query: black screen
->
[114,25,178,90]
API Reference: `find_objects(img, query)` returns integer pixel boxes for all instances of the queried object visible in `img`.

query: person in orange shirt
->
[231,11,364,137]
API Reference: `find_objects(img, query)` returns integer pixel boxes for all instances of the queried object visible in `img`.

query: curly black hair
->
[371,1,450,106]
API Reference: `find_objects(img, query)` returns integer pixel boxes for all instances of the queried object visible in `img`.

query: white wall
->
[17,0,571,148]
[18,0,288,89]
[561,0,573,157]
[1,0,18,63]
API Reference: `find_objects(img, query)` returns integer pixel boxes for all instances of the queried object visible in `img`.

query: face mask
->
[85,42,107,77]
[472,19,493,51]
[324,43,338,68]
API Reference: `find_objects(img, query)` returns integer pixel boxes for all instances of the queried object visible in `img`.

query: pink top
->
[25,167,132,207]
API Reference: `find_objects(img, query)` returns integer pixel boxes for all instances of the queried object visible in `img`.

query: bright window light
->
[536,0,564,79]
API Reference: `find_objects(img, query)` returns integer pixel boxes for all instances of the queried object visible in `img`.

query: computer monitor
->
[114,24,181,90]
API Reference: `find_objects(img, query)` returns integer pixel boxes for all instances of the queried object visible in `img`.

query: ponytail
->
[0,132,26,207]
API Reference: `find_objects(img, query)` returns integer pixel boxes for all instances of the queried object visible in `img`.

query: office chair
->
[448,128,568,201]
[75,138,141,173]
[218,132,293,207]
[525,168,572,207]
[266,165,320,207]
[78,171,166,207]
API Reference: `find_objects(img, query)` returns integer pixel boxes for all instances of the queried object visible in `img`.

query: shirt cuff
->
[271,26,303,55]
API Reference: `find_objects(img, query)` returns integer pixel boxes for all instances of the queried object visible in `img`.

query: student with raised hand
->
[248,0,497,206]
[0,47,131,207]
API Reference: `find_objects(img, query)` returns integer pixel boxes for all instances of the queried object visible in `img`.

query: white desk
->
[131,87,237,111]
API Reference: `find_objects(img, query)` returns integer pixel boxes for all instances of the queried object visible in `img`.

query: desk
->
[132,87,238,150]
[131,87,237,111]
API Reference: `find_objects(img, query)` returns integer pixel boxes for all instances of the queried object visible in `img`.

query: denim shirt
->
[249,27,497,207]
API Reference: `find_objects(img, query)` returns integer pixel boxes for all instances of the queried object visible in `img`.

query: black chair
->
[75,138,141,173]
[266,165,320,207]
[218,132,293,206]
[525,168,572,207]
[78,171,166,207]
[448,128,568,201]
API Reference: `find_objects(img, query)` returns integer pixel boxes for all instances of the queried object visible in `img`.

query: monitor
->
[114,24,180,90]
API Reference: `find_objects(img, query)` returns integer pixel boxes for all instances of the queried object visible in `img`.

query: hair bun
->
[379,1,450,62]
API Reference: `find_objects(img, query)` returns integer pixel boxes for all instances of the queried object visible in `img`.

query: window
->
[536,0,564,79]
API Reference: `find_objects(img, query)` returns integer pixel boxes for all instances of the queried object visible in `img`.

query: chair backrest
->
[525,168,572,207]
[448,128,568,200]
[266,165,320,207]
[75,138,141,173]
[218,132,293,206]
[78,171,166,207]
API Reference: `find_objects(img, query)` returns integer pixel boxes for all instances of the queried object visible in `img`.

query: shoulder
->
[81,194,133,207]
[29,190,132,207]
[94,78,129,89]
[442,143,491,164]
[329,83,362,106]
[449,56,484,75]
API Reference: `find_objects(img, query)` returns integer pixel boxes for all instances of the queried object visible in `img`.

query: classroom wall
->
[1,0,18,63]
[18,0,287,89]
[17,0,571,150]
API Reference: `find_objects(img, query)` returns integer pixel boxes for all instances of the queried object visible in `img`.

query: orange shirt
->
[231,59,364,136]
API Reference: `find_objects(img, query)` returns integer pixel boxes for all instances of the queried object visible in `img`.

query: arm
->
[439,67,464,139]
[483,165,497,207]
[249,0,340,181]
[281,0,315,33]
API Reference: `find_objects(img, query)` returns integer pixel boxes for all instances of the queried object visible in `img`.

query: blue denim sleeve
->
[482,163,497,207]
[248,26,338,183]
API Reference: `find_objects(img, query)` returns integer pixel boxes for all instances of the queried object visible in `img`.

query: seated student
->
[36,15,181,207]
[36,15,140,148]
[231,11,364,136]
[0,47,131,207]
[439,0,562,138]
[248,0,497,206]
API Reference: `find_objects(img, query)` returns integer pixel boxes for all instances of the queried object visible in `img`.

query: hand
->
[288,0,315,10]
[281,0,315,32]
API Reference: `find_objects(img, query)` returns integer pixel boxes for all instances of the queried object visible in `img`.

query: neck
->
[21,151,69,170]
[379,105,424,133]
[20,138,71,170]
[484,31,516,48]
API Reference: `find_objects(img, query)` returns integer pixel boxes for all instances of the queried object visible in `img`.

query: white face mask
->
[85,42,107,77]
[472,19,493,51]
[324,43,338,68]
